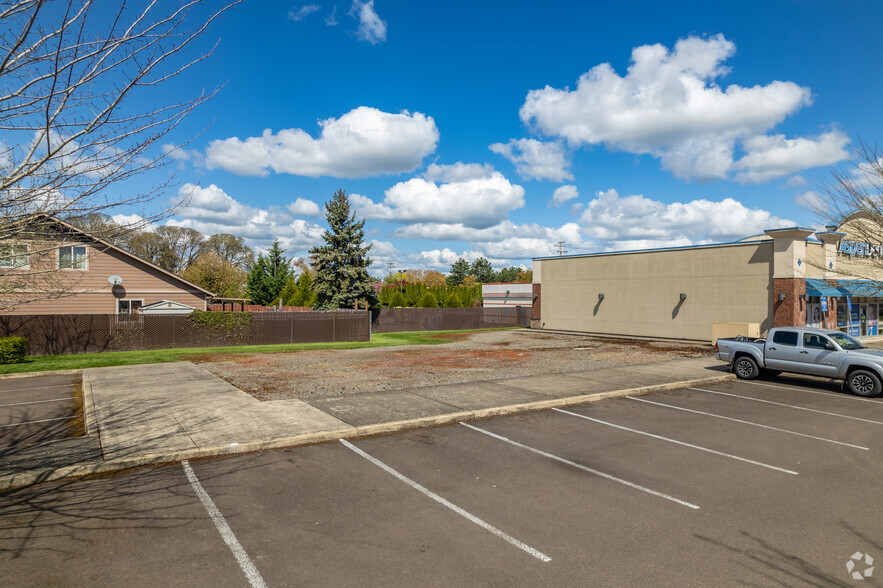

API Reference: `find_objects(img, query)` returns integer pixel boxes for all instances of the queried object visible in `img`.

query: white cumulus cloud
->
[171,183,325,252]
[205,106,438,178]
[518,34,832,182]
[352,169,525,228]
[287,198,321,217]
[489,138,573,182]
[288,4,320,21]
[733,130,850,183]
[349,1,386,44]
[579,188,794,249]
[551,185,579,208]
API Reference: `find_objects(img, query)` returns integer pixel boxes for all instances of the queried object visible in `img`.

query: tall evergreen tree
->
[469,257,494,283]
[246,240,292,306]
[446,258,470,286]
[310,190,379,310]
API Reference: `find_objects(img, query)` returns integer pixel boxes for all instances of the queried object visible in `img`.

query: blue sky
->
[133,0,883,274]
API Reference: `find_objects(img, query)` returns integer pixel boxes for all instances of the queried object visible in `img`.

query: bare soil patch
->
[191,330,712,401]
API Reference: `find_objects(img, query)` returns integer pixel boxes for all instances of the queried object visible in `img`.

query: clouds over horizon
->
[351,163,525,228]
[579,188,795,250]
[171,183,325,252]
[489,138,573,182]
[518,34,849,183]
[205,107,438,178]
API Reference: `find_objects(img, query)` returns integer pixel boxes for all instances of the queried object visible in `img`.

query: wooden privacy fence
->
[0,311,370,356]
[371,307,530,333]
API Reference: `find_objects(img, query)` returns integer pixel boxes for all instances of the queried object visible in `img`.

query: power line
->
[555,241,568,256]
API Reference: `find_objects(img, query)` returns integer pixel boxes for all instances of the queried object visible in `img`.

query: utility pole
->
[556,241,568,256]
[386,261,396,280]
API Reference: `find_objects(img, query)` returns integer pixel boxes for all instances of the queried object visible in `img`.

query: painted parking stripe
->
[0,398,70,408]
[746,381,883,405]
[553,408,798,475]
[0,384,71,393]
[460,422,700,509]
[627,396,869,451]
[0,416,68,428]
[690,387,883,425]
[182,461,268,588]
[340,439,552,562]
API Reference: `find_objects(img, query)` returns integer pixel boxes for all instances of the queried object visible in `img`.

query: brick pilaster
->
[773,278,806,327]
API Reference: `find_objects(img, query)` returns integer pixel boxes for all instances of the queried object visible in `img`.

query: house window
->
[0,243,28,268]
[59,245,87,269]
[118,300,143,315]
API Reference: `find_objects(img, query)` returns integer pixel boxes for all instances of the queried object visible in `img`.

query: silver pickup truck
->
[715,327,883,397]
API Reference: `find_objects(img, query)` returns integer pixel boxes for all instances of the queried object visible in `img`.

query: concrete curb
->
[0,369,82,380]
[0,371,735,492]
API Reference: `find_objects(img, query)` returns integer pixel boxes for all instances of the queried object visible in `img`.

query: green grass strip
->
[0,328,522,374]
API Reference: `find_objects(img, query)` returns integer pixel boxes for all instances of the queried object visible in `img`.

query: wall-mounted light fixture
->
[532,294,538,301]
[802,293,809,301]
[777,292,786,301]
[679,293,687,301]
[598,293,605,301]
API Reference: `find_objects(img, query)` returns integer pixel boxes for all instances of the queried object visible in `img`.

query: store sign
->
[839,239,883,257]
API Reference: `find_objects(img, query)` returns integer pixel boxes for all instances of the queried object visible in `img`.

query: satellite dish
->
[108,275,123,286]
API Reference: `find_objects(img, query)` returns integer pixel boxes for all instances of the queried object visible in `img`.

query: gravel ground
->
[190,330,712,401]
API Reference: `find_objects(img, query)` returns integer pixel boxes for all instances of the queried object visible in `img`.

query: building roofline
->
[29,215,216,297]
[532,237,770,261]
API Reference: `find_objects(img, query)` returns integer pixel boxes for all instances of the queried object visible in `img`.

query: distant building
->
[482,282,533,308]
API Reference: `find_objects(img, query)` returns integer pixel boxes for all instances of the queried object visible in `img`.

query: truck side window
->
[772,331,798,346]
[803,334,829,349]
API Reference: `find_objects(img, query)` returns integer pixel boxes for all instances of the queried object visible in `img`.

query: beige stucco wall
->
[536,241,774,342]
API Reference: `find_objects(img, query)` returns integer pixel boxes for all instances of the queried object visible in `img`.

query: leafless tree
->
[0,0,238,311]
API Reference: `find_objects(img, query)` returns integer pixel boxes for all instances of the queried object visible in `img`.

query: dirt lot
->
[190,330,712,401]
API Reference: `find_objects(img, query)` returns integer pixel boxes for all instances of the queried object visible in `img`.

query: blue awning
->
[805,278,843,297]
[834,280,883,297]
[806,278,883,298]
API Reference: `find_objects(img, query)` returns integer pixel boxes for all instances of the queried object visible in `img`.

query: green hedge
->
[0,336,27,364]
[187,310,252,329]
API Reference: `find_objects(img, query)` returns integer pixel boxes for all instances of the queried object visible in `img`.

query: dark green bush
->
[0,336,27,364]
[188,310,252,329]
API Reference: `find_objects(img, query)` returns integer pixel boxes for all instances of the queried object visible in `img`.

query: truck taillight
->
[713,342,719,351]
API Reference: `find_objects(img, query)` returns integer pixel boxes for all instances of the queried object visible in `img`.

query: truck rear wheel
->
[734,356,760,380]
[846,370,882,397]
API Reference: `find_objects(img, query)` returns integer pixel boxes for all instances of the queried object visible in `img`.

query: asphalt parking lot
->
[0,373,82,449]
[1,375,881,586]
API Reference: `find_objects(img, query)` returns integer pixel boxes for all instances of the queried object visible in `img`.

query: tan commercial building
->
[531,213,883,343]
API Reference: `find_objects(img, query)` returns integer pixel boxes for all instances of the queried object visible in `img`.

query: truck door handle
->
[769,347,776,350]
[800,350,808,354]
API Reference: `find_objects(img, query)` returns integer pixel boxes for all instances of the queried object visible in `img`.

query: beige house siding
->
[537,242,773,342]
[3,237,209,315]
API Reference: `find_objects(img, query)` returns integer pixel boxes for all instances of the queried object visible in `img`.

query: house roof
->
[26,215,216,297]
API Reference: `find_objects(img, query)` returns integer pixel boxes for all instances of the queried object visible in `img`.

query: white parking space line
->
[0,416,68,428]
[0,384,71,394]
[0,398,69,408]
[340,439,553,562]
[690,388,883,425]
[627,397,869,451]
[460,422,700,510]
[182,461,268,588]
[746,381,883,405]
[553,408,799,475]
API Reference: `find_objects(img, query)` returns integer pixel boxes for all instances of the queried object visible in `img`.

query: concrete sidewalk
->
[0,356,734,490]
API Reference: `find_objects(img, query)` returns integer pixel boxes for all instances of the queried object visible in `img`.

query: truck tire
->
[846,369,882,397]
[733,356,760,380]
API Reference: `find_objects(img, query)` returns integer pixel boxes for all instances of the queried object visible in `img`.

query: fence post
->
[333,310,337,342]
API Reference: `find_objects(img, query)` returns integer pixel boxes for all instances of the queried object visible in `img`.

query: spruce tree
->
[310,190,379,310]
[246,240,292,306]
[469,257,494,283]
[446,258,470,286]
